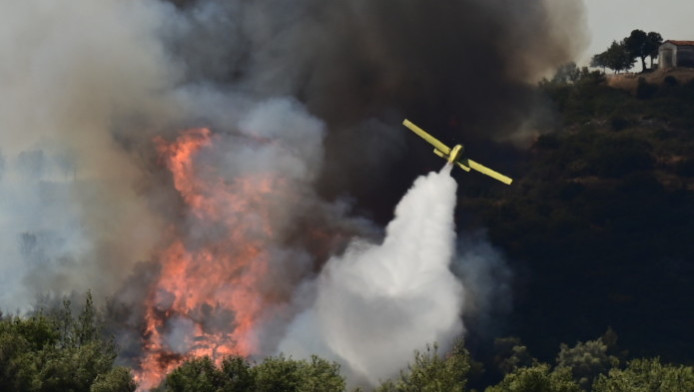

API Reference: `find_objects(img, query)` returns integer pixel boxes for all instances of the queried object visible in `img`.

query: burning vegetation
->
[139,128,276,387]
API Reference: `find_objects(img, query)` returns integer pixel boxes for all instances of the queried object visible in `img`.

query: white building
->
[659,40,694,69]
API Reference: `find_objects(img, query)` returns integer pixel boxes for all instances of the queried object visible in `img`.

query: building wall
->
[660,42,694,69]
[660,43,676,69]
[677,46,694,67]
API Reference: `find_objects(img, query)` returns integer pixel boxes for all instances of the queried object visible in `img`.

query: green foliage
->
[592,41,634,73]
[0,312,59,352]
[539,72,627,127]
[34,342,116,391]
[555,337,619,390]
[162,356,226,392]
[623,30,649,71]
[376,342,471,392]
[588,136,654,178]
[623,30,663,71]
[592,358,694,392]
[295,355,346,392]
[159,354,345,392]
[220,355,255,392]
[0,292,132,392]
[592,30,662,72]
[90,367,137,392]
[645,32,663,67]
[253,355,304,392]
[551,63,582,85]
[471,73,694,364]
[485,364,581,392]
[254,354,344,392]
[494,337,538,375]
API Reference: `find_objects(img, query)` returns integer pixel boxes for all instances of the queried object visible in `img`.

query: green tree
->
[90,367,137,392]
[554,337,618,390]
[0,314,58,391]
[220,356,255,392]
[623,30,663,71]
[76,291,99,346]
[595,41,635,73]
[162,354,345,392]
[485,364,581,392]
[552,63,582,85]
[493,337,537,375]
[253,354,345,392]
[0,292,133,392]
[161,356,225,392]
[645,32,663,69]
[295,356,345,392]
[253,355,304,392]
[590,53,608,73]
[376,342,471,392]
[624,30,649,71]
[592,357,694,392]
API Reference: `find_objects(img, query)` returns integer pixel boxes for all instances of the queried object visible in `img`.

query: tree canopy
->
[592,30,663,73]
[0,292,136,392]
[591,40,635,73]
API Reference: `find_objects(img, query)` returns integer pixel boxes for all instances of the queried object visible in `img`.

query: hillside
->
[607,67,694,93]
[457,70,694,364]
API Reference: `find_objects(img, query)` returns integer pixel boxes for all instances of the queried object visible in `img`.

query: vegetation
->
[154,354,345,392]
[155,331,693,391]
[591,29,663,72]
[457,59,694,367]
[591,41,634,73]
[2,298,691,392]
[593,358,694,392]
[0,292,136,392]
[375,342,470,392]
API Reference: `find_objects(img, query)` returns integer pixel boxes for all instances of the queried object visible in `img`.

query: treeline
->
[1,294,692,391]
[591,29,663,72]
[0,292,135,392]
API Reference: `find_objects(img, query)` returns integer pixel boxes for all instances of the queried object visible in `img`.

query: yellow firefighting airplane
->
[402,119,513,185]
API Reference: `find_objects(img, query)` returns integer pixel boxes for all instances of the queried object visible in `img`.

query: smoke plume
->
[279,166,463,385]
[0,0,177,309]
[0,0,587,388]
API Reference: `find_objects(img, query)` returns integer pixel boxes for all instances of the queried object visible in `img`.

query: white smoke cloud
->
[0,0,178,309]
[279,166,465,386]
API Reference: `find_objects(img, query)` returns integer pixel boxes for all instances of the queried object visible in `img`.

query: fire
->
[136,128,285,389]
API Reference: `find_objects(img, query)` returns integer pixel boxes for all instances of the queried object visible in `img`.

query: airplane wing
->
[467,159,513,185]
[402,119,451,155]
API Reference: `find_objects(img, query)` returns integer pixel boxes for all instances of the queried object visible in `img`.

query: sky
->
[582,0,694,65]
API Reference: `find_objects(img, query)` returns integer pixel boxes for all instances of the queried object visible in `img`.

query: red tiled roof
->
[664,40,694,46]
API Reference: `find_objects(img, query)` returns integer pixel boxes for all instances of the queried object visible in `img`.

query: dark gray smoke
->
[165,0,587,128]
[144,0,588,201]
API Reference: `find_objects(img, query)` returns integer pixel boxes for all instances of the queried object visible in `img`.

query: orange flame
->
[136,128,285,389]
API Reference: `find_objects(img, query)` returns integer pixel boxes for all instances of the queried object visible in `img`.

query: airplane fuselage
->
[448,144,464,163]
[433,144,464,164]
